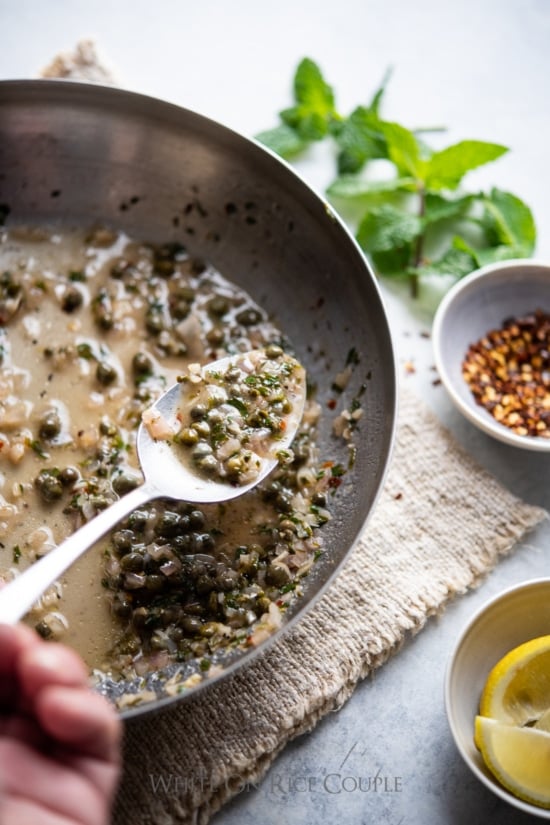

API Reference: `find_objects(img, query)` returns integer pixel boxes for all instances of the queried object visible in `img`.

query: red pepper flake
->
[327,398,337,409]
[462,308,550,438]
[394,492,403,500]
[404,360,416,375]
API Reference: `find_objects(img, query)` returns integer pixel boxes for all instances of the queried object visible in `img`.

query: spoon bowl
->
[0,349,306,625]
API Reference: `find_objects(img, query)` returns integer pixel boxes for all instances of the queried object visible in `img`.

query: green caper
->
[176,427,199,446]
[236,307,262,326]
[192,441,213,461]
[174,284,195,302]
[181,616,202,634]
[207,295,229,317]
[145,574,165,592]
[225,455,243,476]
[132,607,148,629]
[265,344,283,359]
[192,420,210,438]
[112,473,140,495]
[195,575,214,594]
[215,569,239,591]
[171,299,190,320]
[312,492,327,507]
[112,529,135,554]
[206,327,224,346]
[156,510,183,538]
[35,472,63,502]
[35,619,53,639]
[145,310,164,335]
[61,286,83,313]
[188,510,205,530]
[38,411,62,440]
[59,466,79,487]
[112,594,133,619]
[190,403,208,421]
[96,362,117,386]
[132,351,153,376]
[197,455,218,475]
[266,562,291,586]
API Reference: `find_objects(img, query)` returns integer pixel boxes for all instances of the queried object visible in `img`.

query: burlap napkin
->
[113,386,546,825]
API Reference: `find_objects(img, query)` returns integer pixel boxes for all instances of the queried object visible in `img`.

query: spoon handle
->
[0,483,155,626]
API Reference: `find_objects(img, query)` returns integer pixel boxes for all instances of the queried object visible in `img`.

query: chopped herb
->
[12,545,21,563]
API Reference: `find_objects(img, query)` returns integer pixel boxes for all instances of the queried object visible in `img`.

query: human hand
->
[0,623,122,825]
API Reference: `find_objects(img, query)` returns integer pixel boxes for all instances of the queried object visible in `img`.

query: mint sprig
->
[257,58,537,297]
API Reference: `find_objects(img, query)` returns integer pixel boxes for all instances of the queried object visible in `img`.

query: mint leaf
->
[382,122,423,178]
[280,58,338,141]
[481,188,536,251]
[255,125,308,158]
[424,140,508,190]
[334,106,387,174]
[414,242,477,279]
[357,204,422,252]
[357,204,422,276]
[422,192,475,226]
[327,175,416,200]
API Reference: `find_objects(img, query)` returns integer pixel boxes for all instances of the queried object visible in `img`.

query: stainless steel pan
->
[0,80,396,717]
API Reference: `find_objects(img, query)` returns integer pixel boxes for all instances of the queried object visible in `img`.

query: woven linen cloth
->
[112,386,546,825]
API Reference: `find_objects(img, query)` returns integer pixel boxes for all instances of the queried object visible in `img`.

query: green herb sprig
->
[257,58,536,297]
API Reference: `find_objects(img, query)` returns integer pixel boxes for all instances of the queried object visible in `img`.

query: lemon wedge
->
[475,716,550,808]
[480,634,550,726]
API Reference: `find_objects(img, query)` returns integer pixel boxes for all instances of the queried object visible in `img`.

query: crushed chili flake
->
[462,309,550,438]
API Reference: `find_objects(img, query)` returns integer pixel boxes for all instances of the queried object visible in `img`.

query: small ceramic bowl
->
[445,578,550,818]
[432,259,550,451]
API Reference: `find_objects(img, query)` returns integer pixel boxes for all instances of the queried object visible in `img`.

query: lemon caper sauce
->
[0,226,337,706]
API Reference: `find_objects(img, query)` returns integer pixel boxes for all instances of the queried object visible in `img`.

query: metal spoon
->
[0,350,306,625]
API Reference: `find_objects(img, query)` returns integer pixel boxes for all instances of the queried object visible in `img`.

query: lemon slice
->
[475,716,550,808]
[480,635,550,726]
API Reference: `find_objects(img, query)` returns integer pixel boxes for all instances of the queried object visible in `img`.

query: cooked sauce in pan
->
[0,226,339,703]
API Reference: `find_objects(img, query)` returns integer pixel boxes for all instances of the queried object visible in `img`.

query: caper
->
[61,286,83,313]
[35,619,53,639]
[112,473,140,495]
[156,511,183,538]
[225,455,243,476]
[257,595,272,614]
[197,532,215,552]
[265,344,283,359]
[112,529,135,554]
[99,417,118,437]
[176,427,199,446]
[59,466,79,487]
[207,295,229,317]
[145,574,165,593]
[127,510,149,532]
[312,492,327,507]
[236,307,262,326]
[266,562,291,586]
[192,441,213,460]
[215,569,239,591]
[190,403,208,421]
[206,327,224,346]
[189,510,205,530]
[132,351,153,376]
[197,455,218,475]
[145,310,165,335]
[132,607,148,629]
[38,411,61,440]
[172,299,190,320]
[196,574,214,594]
[181,616,202,634]
[112,594,133,619]
[192,420,210,438]
[96,361,117,385]
[35,472,63,502]
[174,284,195,302]
[121,552,144,573]
[153,259,175,277]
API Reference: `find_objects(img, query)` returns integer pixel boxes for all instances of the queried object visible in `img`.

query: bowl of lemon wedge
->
[445,578,550,817]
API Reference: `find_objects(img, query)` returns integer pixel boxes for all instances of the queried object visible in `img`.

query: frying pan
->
[0,79,397,717]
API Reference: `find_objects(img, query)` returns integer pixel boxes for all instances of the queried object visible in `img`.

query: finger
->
[0,736,113,825]
[36,685,122,764]
[0,624,39,707]
[17,639,89,704]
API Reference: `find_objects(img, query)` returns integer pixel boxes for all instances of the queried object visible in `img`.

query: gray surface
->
[1,1,550,822]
